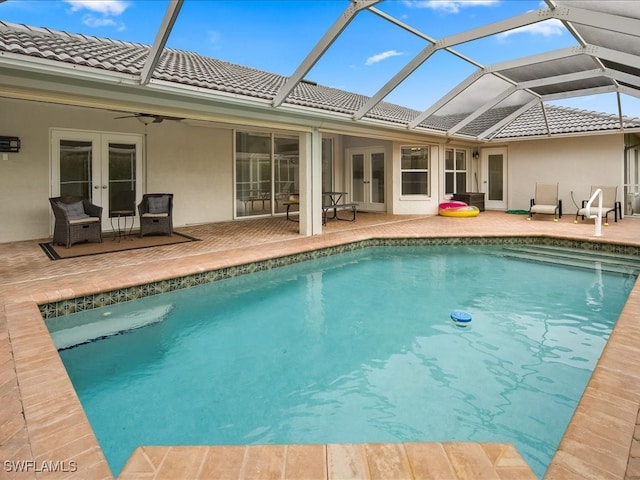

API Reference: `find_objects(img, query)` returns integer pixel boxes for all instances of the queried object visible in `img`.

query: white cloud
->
[405,0,499,14]
[207,30,221,48]
[366,50,405,66]
[64,1,128,31]
[65,0,129,16]
[497,19,565,39]
[81,15,117,28]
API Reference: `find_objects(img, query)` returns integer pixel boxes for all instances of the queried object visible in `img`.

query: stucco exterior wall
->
[392,142,441,215]
[507,134,624,214]
[342,136,460,216]
[0,98,235,242]
[145,122,233,226]
[0,98,54,242]
[0,97,629,244]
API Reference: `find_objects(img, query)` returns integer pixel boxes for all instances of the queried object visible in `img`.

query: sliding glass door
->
[235,131,299,217]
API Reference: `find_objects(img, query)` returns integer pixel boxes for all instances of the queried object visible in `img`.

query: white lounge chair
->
[575,185,621,224]
[528,183,562,220]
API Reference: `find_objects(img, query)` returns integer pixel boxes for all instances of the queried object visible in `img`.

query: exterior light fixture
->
[0,136,20,152]
[136,115,156,126]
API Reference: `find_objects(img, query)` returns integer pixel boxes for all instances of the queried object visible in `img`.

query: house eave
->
[0,50,140,84]
[0,65,440,142]
[491,127,640,143]
[1,52,637,143]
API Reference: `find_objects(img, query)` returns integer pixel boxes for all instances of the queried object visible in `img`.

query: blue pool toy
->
[451,310,472,327]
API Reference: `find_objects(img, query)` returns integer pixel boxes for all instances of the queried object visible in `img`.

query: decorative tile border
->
[39,236,640,320]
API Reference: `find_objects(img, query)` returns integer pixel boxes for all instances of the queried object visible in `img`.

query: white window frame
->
[400,145,431,197]
[444,147,469,196]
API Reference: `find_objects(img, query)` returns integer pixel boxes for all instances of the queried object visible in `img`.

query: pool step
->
[50,303,173,350]
[498,244,640,274]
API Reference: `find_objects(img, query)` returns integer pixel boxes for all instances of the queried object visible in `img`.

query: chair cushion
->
[68,216,100,224]
[141,212,169,218]
[530,204,557,214]
[148,196,169,214]
[578,206,614,217]
[60,201,89,220]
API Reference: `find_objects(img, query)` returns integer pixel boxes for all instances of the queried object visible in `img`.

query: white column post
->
[299,129,323,235]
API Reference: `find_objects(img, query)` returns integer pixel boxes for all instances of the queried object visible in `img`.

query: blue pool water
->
[50,245,637,477]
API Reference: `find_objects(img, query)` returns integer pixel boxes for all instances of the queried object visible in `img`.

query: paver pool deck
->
[2,211,640,479]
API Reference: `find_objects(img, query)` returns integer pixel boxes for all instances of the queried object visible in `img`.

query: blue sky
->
[2,0,639,117]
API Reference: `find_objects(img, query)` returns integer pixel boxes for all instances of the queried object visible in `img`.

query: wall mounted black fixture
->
[0,136,20,152]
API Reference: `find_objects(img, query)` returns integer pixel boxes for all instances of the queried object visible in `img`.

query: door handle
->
[102,185,108,189]
[94,185,99,189]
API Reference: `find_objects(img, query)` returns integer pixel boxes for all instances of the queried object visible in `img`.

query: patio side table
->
[110,210,135,241]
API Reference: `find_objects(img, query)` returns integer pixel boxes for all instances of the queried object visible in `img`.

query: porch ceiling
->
[1,0,640,141]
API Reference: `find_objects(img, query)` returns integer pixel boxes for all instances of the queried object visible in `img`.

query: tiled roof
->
[1,21,639,139]
[426,106,524,137]
[494,104,640,139]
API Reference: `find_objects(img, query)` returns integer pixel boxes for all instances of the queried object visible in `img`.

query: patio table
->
[322,191,357,224]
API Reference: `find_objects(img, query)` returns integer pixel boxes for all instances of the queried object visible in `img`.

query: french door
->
[625,141,640,216]
[51,129,143,231]
[482,147,507,210]
[349,147,386,212]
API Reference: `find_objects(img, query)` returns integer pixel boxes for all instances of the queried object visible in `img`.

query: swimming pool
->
[48,244,638,477]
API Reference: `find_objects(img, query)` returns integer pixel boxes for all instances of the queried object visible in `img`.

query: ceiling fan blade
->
[114,113,183,123]
[156,115,184,122]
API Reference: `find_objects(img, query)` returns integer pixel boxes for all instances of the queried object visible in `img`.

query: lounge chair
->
[575,185,621,224]
[138,193,173,237]
[528,183,562,220]
[49,196,103,248]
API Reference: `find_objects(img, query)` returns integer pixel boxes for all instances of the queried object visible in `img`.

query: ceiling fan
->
[114,113,184,124]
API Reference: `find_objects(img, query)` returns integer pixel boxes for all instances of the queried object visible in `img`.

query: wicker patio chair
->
[49,196,103,248]
[138,193,173,237]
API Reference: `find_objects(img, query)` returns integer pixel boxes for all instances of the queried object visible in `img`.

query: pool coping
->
[6,233,640,479]
[39,235,640,320]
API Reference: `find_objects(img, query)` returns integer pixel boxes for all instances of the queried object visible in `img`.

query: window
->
[401,146,430,196]
[59,140,92,199]
[445,148,467,195]
[108,143,137,214]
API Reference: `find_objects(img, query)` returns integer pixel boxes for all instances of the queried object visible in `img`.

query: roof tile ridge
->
[547,104,619,120]
[0,20,52,35]
[59,29,148,49]
[1,20,148,49]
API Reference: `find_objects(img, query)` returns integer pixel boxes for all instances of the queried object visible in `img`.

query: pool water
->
[51,245,637,477]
